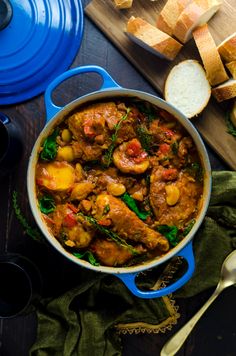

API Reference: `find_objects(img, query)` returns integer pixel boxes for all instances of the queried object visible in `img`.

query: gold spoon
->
[161,249,236,356]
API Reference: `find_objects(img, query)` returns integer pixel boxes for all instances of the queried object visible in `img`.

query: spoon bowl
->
[161,249,236,356]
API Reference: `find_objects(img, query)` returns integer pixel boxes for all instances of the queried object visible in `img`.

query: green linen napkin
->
[30,171,236,356]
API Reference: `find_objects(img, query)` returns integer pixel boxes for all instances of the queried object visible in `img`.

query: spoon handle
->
[161,283,224,356]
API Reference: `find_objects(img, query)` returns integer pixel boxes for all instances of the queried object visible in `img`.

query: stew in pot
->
[35,98,204,267]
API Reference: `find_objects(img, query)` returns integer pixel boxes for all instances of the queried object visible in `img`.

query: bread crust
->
[126,17,182,60]
[113,0,133,9]
[193,24,229,86]
[173,0,222,43]
[226,61,236,79]
[217,32,236,62]
[212,79,236,102]
[156,0,190,36]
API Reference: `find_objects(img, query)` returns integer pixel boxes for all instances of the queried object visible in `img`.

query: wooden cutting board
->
[85,0,236,170]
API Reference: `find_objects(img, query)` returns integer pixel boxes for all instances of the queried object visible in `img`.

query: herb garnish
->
[136,125,153,152]
[156,220,196,247]
[103,204,110,215]
[78,213,138,255]
[73,251,100,266]
[156,225,179,247]
[103,107,131,167]
[185,162,203,182]
[39,195,56,214]
[121,192,150,221]
[12,191,44,243]
[226,111,236,138]
[171,141,179,155]
[136,102,156,122]
[40,128,59,161]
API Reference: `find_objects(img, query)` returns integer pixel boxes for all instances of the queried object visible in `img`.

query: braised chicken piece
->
[36,98,204,267]
[90,239,134,266]
[94,194,169,252]
[150,166,202,227]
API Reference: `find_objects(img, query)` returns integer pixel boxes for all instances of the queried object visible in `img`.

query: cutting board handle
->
[44,65,121,123]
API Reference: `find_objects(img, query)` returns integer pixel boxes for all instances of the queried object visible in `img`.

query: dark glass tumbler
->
[0,254,42,318]
[0,113,24,177]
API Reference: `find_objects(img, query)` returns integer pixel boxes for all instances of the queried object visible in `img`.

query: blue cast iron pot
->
[27,65,212,299]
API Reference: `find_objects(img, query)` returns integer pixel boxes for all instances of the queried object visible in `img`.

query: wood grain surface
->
[85,0,236,170]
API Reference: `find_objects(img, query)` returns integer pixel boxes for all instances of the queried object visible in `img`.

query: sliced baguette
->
[126,17,182,61]
[217,32,236,62]
[173,0,222,43]
[212,79,236,102]
[164,59,211,118]
[156,0,191,36]
[226,61,236,79]
[113,0,133,9]
[193,24,229,86]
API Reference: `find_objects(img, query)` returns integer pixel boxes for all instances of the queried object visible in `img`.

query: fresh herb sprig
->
[78,213,138,255]
[121,192,150,221]
[103,107,131,167]
[40,128,59,161]
[73,251,100,266]
[136,125,153,153]
[12,191,45,243]
[39,195,56,214]
[136,102,156,122]
[156,225,179,247]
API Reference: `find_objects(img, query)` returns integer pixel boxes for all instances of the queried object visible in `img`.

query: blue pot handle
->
[44,65,121,123]
[115,242,195,299]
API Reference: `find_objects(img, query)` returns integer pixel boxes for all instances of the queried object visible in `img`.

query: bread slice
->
[156,0,191,36]
[164,59,211,118]
[126,17,183,61]
[212,79,236,102]
[217,32,236,62]
[226,61,236,79]
[113,0,133,9]
[173,0,222,43]
[193,24,229,86]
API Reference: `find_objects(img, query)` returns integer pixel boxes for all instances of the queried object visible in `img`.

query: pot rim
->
[27,88,212,274]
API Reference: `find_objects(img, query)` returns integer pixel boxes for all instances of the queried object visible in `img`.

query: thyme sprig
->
[103,107,131,167]
[78,213,139,255]
[12,191,45,243]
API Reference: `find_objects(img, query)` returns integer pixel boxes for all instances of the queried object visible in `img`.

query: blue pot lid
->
[0,0,84,105]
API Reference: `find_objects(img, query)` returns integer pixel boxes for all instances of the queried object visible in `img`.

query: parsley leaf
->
[121,192,150,221]
[39,195,56,214]
[73,251,100,266]
[156,225,179,247]
[40,128,59,161]
[136,125,153,152]
[136,102,156,122]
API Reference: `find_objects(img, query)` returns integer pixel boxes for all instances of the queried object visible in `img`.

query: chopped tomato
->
[133,151,148,163]
[126,139,142,157]
[63,213,77,228]
[98,218,112,226]
[67,203,79,214]
[42,214,55,225]
[158,143,170,154]
[83,118,96,137]
[162,168,178,181]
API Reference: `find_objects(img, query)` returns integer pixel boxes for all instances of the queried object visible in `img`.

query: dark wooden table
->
[0,1,236,355]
